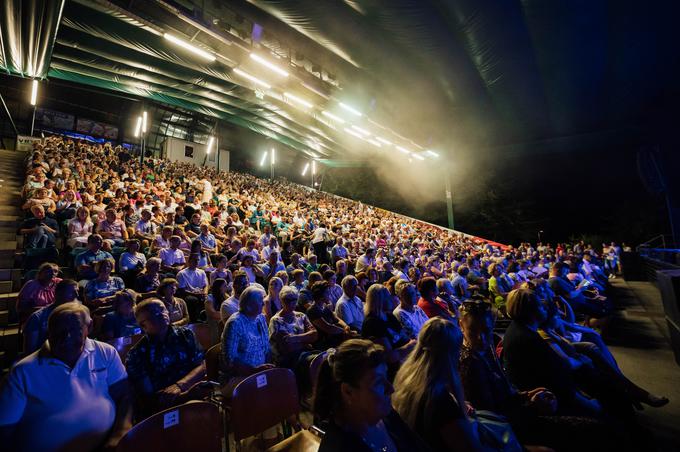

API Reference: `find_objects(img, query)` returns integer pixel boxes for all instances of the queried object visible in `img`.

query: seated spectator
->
[335,275,364,331]
[393,280,429,340]
[176,254,209,321]
[269,286,318,370]
[84,258,125,308]
[325,270,343,307]
[503,289,601,416]
[151,226,173,255]
[134,209,157,248]
[239,254,263,284]
[331,237,348,263]
[22,187,56,216]
[451,265,473,299]
[296,271,322,312]
[75,234,113,281]
[100,289,140,340]
[22,279,79,354]
[97,208,128,248]
[126,299,205,415]
[220,270,249,322]
[19,205,58,249]
[262,251,286,283]
[206,278,229,344]
[307,281,356,349]
[159,235,186,274]
[436,278,461,316]
[548,262,612,321]
[305,254,319,274]
[392,317,483,451]
[209,254,233,286]
[135,257,161,297]
[157,278,190,326]
[417,277,454,320]
[119,239,146,286]
[0,303,131,451]
[189,238,212,269]
[55,189,81,222]
[286,253,307,276]
[355,247,376,273]
[290,268,306,292]
[488,263,511,311]
[66,206,93,248]
[220,286,273,391]
[263,276,284,322]
[362,284,415,368]
[16,262,62,324]
[313,339,427,452]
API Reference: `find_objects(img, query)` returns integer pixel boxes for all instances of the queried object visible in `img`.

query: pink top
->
[17,277,63,313]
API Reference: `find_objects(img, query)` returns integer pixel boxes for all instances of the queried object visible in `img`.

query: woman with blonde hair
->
[362,284,415,368]
[67,206,93,248]
[392,317,482,452]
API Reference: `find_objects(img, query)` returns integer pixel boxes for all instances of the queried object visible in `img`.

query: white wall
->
[162,138,229,172]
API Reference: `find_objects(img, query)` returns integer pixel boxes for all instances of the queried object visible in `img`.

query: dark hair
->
[313,339,386,421]
[308,271,323,284]
[210,278,228,308]
[417,277,437,298]
[323,270,336,281]
[55,279,78,302]
[506,288,540,324]
[310,280,330,302]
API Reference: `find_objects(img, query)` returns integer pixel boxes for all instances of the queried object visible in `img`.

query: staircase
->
[0,149,26,374]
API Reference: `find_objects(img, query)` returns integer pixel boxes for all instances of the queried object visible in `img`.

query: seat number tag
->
[256,374,267,388]
[164,409,179,428]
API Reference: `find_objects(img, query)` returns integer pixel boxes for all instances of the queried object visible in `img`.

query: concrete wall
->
[162,137,229,172]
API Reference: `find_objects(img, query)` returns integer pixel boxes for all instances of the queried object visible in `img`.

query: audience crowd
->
[0,135,667,451]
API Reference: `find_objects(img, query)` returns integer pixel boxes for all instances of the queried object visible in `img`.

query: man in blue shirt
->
[75,234,113,281]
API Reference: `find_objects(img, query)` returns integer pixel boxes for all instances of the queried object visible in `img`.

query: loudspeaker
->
[656,269,680,366]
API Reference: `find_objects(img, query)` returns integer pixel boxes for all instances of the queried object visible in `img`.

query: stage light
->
[396,146,410,154]
[260,151,268,167]
[322,111,345,124]
[284,92,314,109]
[233,68,271,89]
[302,163,309,176]
[339,102,362,117]
[412,153,425,160]
[375,137,392,146]
[207,136,215,153]
[30,80,38,106]
[250,53,289,77]
[164,33,216,61]
[351,125,370,136]
[425,150,439,157]
[344,127,364,139]
[271,148,276,165]
[142,111,148,133]
[134,116,142,138]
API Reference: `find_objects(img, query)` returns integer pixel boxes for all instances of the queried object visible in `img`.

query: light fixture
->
[134,116,142,138]
[367,139,382,147]
[207,136,215,153]
[260,151,268,167]
[322,110,345,124]
[425,150,440,157]
[283,92,314,109]
[30,80,38,106]
[302,162,309,176]
[339,102,362,117]
[142,111,148,133]
[344,127,364,139]
[396,146,410,154]
[351,125,370,136]
[271,148,276,165]
[233,68,271,89]
[164,33,216,61]
[412,153,425,160]
[312,160,316,174]
[375,137,392,146]
[250,53,289,77]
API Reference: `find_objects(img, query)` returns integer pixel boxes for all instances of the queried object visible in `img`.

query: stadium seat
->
[230,368,300,445]
[116,401,222,452]
[186,322,215,351]
[205,343,221,382]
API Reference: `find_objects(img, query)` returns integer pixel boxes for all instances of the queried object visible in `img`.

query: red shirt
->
[417,297,453,320]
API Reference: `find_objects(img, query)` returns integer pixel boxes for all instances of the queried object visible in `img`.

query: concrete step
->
[0,310,7,326]
[0,233,19,241]
[0,241,17,251]
[0,268,19,281]
[0,280,12,294]
[0,325,20,355]
[0,255,16,268]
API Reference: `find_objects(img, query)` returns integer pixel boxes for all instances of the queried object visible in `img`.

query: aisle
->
[607,279,680,452]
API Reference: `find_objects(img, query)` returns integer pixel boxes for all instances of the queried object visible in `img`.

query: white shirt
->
[311,227,327,244]
[177,267,208,293]
[160,248,186,267]
[0,339,126,452]
[335,294,364,330]
[220,296,240,322]
[393,305,430,339]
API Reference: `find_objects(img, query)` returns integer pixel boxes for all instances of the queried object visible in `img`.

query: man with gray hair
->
[335,275,364,332]
[0,303,132,451]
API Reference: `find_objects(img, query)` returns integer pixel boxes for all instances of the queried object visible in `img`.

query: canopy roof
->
[2,0,679,159]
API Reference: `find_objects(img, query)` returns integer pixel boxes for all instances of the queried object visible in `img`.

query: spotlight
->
[260,151,268,166]
[164,33,216,61]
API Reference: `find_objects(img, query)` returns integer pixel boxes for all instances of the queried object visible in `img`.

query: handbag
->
[470,410,523,452]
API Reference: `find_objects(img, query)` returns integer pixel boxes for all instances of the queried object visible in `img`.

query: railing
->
[638,247,680,282]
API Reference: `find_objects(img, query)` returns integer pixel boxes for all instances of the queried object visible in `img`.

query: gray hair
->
[395,280,413,298]
[239,285,266,311]
[279,285,299,301]
[48,302,91,332]
[341,274,357,291]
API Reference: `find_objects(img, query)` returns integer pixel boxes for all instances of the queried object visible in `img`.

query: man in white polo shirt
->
[0,303,131,451]
[335,275,364,332]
